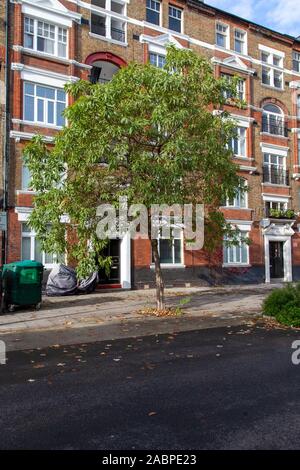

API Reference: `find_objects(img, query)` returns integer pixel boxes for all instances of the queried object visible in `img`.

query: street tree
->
[24,46,243,310]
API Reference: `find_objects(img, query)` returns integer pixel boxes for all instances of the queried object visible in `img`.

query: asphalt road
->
[1,324,300,450]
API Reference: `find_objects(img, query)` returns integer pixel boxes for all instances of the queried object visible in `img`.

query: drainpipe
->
[2,0,10,265]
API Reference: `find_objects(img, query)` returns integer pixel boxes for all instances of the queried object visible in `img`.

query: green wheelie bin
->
[2,261,44,312]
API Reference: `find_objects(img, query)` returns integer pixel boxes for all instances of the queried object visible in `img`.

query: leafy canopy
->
[24,46,243,277]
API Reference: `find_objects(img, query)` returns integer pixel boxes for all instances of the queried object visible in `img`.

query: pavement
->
[0,284,280,351]
[1,324,300,450]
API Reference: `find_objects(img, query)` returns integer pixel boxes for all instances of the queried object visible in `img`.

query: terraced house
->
[2,0,300,288]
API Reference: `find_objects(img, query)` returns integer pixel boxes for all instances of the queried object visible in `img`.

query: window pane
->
[48,101,54,124]
[58,42,66,58]
[22,223,31,233]
[24,95,34,121]
[159,239,173,264]
[24,83,34,95]
[56,102,66,126]
[37,99,44,122]
[241,243,248,263]
[216,33,225,47]
[91,13,106,36]
[57,90,66,102]
[45,252,55,264]
[174,239,182,264]
[24,33,34,49]
[22,165,32,190]
[146,0,160,25]
[37,86,55,99]
[34,238,43,263]
[21,237,31,261]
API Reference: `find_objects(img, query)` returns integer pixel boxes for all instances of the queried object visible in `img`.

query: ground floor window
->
[153,227,183,265]
[223,233,249,265]
[21,223,64,267]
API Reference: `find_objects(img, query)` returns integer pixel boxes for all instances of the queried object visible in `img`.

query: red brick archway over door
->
[85,52,127,68]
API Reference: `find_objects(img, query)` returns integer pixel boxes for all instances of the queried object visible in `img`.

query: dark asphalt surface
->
[1,323,300,450]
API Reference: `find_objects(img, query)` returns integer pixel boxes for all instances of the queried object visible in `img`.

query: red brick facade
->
[2,0,300,287]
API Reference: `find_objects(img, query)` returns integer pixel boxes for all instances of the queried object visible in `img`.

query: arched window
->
[262,104,286,136]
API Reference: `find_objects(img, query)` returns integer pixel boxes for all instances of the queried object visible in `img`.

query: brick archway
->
[85,52,127,68]
[260,97,289,116]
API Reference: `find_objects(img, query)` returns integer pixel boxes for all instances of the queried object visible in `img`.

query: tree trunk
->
[151,238,165,310]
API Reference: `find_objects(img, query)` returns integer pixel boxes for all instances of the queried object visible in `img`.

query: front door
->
[269,241,284,279]
[98,239,120,284]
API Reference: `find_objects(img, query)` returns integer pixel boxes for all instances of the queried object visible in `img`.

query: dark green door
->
[269,241,284,279]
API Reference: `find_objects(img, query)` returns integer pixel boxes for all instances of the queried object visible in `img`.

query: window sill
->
[261,83,284,92]
[16,47,69,63]
[150,264,186,269]
[260,132,288,140]
[16,190,36,195]
[89,32,128,47]
[233,156,254,161]
[261,183,290,188]
[221,206,251,210]
[12,119,64,130]
[223,264,251,268]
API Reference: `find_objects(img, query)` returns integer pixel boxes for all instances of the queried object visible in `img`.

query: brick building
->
[2,0,300,288]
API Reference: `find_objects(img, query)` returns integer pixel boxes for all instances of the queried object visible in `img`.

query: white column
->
[264,235,270,283]
[120,232,131,289]
[284,238,293,282]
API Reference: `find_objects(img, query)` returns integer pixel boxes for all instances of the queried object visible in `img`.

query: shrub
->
[262,283,300,326]
[276,306,300,328]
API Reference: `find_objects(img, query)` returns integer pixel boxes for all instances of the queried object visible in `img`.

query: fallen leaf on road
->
[148,412,157,416]
[33,364,45,369]
[57,363,66,367]
[113,358,121,362]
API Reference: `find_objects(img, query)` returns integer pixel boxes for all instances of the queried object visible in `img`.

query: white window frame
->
[149,51,166,68]
[234,29,247,55]
[261,50,284,89]
[23,82,66,128]
[223,231,249,266]
[297,95,300,118]
[24,16,68,59]
[229,126,247,158]
[168,5,183,34]
[216,22,229,49]
[146,0,161,27]
[90,0,127,45]
[293,51,300,73]
[21,223,64,269]
[152,224,184,266]
[225,180,248,209]
[262,104,285,136]
[222,74,245,101]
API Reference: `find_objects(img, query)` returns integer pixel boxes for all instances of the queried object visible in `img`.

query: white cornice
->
[211,56,256,75]
[239,165,257,173]
[11,63,79,85]
[12,0,81,23]
[10,130,55,142]
[12,46,91,69]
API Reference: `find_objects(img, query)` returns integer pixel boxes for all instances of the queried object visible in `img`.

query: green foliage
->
[24,46,242,278]
[269,208,296,219]
[263,283,300,326]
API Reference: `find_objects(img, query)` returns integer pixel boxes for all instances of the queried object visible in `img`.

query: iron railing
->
[263,166,289,186]
[262,115,288,137]
[111,27,125,42]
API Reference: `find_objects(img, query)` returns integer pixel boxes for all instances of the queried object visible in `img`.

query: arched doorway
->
[85,52,127,84]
